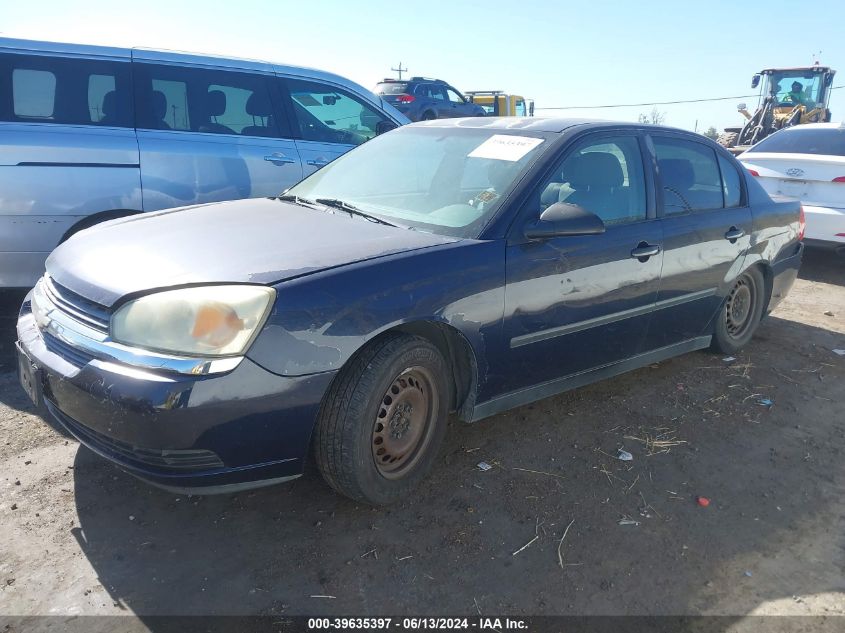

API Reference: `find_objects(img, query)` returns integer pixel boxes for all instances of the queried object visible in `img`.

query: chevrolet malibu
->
[16,118,804,505]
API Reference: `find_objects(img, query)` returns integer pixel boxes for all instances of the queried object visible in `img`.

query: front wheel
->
[314,333,450,505]
[711,267,766,354]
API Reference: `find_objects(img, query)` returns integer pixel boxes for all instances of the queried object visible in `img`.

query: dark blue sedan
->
[16,118,804,504]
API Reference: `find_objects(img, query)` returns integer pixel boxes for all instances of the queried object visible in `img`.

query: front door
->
[645,134,753,349]
[501,132,663,395]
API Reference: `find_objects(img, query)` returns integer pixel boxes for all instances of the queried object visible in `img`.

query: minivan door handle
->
[306,158,330,167]
[630,242,661,262]
[264,153,295,165]
[724,227,745,242]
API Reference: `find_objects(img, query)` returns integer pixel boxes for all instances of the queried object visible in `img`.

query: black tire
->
[314,333,450,505]
[421,111,437,121]
[717,131,739,148]
[711,267,766,354]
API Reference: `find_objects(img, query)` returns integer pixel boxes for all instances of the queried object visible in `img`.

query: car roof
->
[409,116,691,134]
[0,36,371,97]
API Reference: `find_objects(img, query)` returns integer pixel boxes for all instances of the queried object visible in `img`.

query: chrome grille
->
[43,276,110,332]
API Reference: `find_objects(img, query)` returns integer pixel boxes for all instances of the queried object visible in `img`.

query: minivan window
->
[654,137,724,213]
[0,53,132,127]
[134,63,283,138]
[286,78,388,146]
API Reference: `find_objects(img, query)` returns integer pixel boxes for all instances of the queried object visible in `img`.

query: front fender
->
[246,240,506,399]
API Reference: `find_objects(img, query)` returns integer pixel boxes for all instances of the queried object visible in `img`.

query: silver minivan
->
[0,38,407,288]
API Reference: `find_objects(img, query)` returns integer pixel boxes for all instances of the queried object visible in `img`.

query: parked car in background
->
[17,118,802,504]
[0,38,406,289]
[373,77,485,121]
[738,123,845,254]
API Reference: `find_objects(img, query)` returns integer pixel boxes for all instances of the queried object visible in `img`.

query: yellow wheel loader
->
[719,64,836,154]
[465,91,534,116]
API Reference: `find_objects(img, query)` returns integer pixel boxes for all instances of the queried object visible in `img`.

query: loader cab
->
[756,66,835,110]
[465,91,534,116]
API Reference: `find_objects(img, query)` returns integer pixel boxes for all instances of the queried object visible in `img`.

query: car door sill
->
[469,336,712,422]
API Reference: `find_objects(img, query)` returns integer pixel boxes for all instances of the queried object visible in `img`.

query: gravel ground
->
[1,249,843,620]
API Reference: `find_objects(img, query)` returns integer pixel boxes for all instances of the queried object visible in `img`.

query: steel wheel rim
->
[372,367,437,479]
[725,276,756,338]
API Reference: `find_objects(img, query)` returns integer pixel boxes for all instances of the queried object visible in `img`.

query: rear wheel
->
[711,267,766,354]
[314,333,450,505]
[421,111,437,121]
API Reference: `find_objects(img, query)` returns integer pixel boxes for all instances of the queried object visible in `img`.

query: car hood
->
[46,198,457,307]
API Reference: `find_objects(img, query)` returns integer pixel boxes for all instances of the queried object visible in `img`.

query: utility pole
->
[391,62,407,80]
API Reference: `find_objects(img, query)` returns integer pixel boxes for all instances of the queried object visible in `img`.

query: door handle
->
[306,158,330,167]
[630,242,661,261]
[264,153,295,165]
[724,227,745,242]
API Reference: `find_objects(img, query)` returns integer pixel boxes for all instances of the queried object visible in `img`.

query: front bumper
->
[17,297,336,493]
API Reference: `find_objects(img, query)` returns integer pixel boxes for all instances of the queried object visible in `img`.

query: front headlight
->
[111,285,275,357]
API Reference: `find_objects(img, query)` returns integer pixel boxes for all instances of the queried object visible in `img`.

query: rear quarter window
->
[0,52,133,127]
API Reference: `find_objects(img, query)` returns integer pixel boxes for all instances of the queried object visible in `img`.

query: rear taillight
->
[396,95,415,104]
[798,205,806,241]
[747,168,760,177]
[832,176,845,183]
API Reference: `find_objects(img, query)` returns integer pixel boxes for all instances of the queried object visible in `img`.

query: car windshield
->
[285,127,550,238]
[747,127,845,156]
[375,82,409,95]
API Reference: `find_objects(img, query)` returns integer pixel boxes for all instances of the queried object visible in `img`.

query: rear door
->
[0,49,140,287]
[501,131,663,394]
[132,57,302,211]
[645,134,752,349]
[282,77,392,177]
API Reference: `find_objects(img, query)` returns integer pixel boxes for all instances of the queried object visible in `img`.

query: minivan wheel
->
[314,333,450,505]
[711,267,766,354]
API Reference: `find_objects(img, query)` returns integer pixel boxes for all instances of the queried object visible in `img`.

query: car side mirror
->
[375,120,398,135]
[523,202,606,240]
[751,74,761,89]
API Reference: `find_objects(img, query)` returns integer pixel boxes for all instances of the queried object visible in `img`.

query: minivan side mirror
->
[524,202,606,240]
[751,74,761,89]
[375,120,398,135]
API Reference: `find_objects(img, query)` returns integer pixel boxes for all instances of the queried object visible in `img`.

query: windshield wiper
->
[315,198,398,227]
[277,194,321,208]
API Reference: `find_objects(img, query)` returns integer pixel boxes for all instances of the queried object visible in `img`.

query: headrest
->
[566,152,623,189]
[101,91,117,118]
[658,158,695,190]
[152,90,167,118]
[246,91,273,117]
[206,90,227,116]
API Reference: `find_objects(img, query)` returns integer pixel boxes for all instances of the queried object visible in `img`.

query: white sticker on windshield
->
[468,134,544,162]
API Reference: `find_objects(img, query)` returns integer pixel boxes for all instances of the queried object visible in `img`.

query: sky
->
[3,0,844,133]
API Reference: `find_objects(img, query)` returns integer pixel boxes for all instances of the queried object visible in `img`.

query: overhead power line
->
[535,85,845,111]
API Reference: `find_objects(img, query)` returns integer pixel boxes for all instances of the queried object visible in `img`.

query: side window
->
[13,69,56,118]
[1,53,132,127]
[286,78,388,146]
[653,137,724,213]
[429,85,447,101]
[718,155,743,208]
[446,88,465,104]
[538,136,647,226]
[134,63,282,137]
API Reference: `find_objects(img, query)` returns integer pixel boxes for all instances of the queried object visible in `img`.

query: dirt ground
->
[1,249,843,621]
